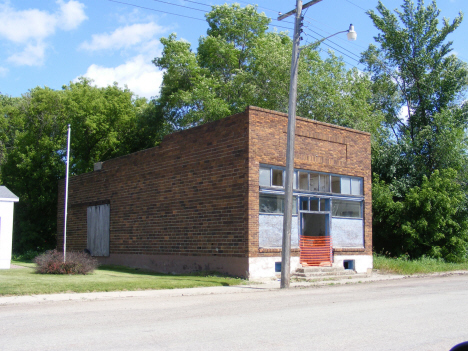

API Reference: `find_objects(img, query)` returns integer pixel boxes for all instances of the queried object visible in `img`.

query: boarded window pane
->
[331,176,341,193]
[319,174,330,192]
[293,172,297,189]
[259,167,270,186]
[87,204,110,256]
[299,172,308,190]
[310,173,319,191]
[351,178,362,195]
[341,177,351,194]
[272,169,283,187]
[332,200,362,218]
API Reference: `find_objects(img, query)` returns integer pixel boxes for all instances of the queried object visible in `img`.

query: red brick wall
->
[58,106,372,274]
[58,111,251,263]
[246,106,372,258]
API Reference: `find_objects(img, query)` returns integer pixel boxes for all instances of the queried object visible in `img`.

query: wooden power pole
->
[278,0,323,289]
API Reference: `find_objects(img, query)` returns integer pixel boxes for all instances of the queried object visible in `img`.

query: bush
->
[34,250,99,275]
[12,250,44,261]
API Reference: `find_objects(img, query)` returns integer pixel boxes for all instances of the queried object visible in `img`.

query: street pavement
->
[1,272,468,350]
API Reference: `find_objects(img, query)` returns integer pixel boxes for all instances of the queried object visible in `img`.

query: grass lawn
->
[0,261,244,296]
[373,255,468,275]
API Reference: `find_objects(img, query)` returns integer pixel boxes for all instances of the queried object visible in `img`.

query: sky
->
[0,0,466,100]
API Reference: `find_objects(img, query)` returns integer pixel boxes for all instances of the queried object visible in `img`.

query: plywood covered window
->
[87,204,110,256]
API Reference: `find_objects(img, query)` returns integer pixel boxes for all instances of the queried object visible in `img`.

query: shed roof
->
[0,186,19,202]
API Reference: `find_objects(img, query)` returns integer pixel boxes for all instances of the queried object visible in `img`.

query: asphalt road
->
[1,275,468,351]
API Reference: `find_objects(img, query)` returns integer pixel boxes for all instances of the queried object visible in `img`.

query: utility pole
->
[278,0,323,289]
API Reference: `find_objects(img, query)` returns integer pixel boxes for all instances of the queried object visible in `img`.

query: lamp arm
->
[299,30,348,52]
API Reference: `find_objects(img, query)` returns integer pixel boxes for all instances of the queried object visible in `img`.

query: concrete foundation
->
[249,256,301,279]
[333,254,373,273]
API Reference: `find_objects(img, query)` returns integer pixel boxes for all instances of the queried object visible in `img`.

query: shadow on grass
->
[97,265,241,286]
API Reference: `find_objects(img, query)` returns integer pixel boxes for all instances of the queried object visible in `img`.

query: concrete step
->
[293,270,357,277]
[291,272,369,281]
[296,267,347,274]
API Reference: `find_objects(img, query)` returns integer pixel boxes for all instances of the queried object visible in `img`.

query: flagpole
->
[63,124,71,263]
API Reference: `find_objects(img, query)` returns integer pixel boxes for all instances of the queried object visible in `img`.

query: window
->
[272,169,283,187]
[260,165,363,196]
[259,166,285,188]
[259,167,270,186]
[351,178,362,195]
[310,173,319,191]
[259,194,297,214]
[332,200,362,218]
[319,174,330,192]
[299,172,308,190]
[310,198,319,211]
[331,176,363,195]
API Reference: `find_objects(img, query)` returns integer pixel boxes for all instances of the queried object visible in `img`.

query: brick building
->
[57,106,372,278]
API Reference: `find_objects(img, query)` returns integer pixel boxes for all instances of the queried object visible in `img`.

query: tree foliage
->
[373,169,468,261]
[153,4,382,134]
[364,0,468,260]
[1,81,158,252]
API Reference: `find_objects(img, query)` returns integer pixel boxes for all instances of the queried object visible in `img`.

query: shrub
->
[34,250,99,275]
[12,250,43,261]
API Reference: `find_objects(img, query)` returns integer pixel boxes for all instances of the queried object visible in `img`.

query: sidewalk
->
[0,269,439,306]
[2,268,467,306]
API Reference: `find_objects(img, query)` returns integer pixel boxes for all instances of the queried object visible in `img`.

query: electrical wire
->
[304,26,361,59]
[304,18,368,50]
[107,0,206,21]
[343,0,367,12]
[151,0,206,13]
[302,31,361,64]
[107,0,294,31]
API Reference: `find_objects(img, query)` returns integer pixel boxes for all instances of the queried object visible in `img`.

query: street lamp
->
[278,0,357,289]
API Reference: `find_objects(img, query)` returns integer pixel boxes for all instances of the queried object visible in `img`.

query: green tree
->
[363,0,468,260]
[153,4,382,134]
[373,169,468,261]
[2,87,67,252]
[2,81,154,253]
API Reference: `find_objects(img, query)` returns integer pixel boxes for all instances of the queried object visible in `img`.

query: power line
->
[107,0,294,31]
[343,0,367,12]
[304,26,361,59]
[107,0,206,21]
[302,31,361,64]
[183,0,295,26]
[304,18,368,50]
[151,0,206,13]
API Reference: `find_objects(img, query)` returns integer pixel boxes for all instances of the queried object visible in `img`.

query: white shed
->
[0,186,19,269]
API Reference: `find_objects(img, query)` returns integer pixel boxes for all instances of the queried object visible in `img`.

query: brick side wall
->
[246,106,372,258]
[58,112,250,262]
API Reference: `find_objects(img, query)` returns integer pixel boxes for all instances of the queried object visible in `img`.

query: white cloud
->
[0,1,87,66]
[56,0,88,31]
[80,23,164,51]
[0,66,8,77]
[79,55,163,99]
[0,5,55,43]
[7,42,47,66]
